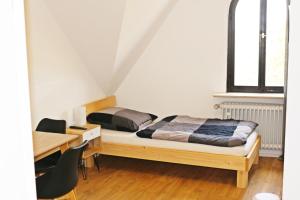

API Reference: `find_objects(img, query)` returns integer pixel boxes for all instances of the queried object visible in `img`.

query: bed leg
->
[254,153,259,165]
[237,170,248,188]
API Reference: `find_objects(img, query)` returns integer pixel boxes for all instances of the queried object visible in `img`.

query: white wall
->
[115,0,284,119]
[27,0,284,127]
[115,0,230,117]
[115,0,283,118]
[282,1,300,199]
[110,0,178,93]
[114,0,173,71]
[43,0,127,94]
[0,1,36,199]
[26,0,105,128]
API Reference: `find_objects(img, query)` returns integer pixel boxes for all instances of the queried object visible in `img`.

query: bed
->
[84,96,261,188]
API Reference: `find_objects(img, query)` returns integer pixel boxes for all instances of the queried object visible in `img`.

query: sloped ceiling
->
[110,0,179,94]
[43,0,176,94]
[44,0,126,93]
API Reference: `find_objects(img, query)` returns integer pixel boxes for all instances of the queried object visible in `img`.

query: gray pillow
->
[86,107,157,132]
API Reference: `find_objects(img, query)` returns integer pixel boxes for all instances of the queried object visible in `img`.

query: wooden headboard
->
[84,96,116,115]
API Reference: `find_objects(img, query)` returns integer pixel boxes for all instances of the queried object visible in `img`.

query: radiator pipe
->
[213,104,221,109]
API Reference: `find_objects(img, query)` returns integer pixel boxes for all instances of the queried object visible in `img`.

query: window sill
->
[213,92,284,99]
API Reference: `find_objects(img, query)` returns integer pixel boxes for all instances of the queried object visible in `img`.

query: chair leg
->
[93,154,100,172]
[80,159,87,180]
[54,189,77,200]
[68,189,77,200]
[83,159,87,180]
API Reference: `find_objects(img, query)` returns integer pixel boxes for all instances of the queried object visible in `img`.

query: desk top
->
[66,124,100,135]
[33,131,78,159]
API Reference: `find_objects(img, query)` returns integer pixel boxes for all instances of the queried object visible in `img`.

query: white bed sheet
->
[100,128,258,156]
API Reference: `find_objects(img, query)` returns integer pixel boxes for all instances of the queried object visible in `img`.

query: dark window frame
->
[227,0,284,93]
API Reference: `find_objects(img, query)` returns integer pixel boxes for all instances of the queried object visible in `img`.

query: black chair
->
[36,141,89,199]
[34,118,66,174]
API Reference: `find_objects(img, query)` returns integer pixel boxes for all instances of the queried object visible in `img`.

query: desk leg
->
[60,143,69,153]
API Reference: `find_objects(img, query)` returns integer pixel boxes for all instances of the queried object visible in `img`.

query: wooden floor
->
[76,156,283,200]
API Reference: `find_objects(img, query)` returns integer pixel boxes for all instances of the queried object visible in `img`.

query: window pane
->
[234,0,260,86]
[265,0,287,86]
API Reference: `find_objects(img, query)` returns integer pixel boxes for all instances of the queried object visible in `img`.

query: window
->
[227,0,288,93]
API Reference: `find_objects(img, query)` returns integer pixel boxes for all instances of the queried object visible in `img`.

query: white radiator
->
[217,102,284,157]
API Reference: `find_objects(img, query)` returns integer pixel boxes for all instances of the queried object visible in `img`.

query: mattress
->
[100,128,258,156]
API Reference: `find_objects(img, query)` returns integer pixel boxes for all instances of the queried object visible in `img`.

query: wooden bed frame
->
[85,96,261,188]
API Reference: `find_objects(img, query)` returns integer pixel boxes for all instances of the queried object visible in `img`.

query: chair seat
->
[36,170,72,199]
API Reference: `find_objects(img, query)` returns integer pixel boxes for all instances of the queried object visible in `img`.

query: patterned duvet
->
[136,115,258,147]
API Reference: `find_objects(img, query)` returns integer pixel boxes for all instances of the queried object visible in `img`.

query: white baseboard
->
[259,149,283,157]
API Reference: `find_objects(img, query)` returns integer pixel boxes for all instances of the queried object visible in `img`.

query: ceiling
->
[43,0,176,94]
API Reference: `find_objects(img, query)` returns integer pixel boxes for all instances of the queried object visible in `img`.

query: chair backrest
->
[36,118,66,134]
[36,141,89,198]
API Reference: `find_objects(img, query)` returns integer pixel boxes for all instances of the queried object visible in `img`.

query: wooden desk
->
[33,131,79,161]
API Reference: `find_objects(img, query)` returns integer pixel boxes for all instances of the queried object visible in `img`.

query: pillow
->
[86,107,157,132]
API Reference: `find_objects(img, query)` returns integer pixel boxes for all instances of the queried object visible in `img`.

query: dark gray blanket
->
[136,115,258,147]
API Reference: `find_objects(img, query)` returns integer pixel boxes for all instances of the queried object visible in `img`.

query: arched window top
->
[227,0,288,93]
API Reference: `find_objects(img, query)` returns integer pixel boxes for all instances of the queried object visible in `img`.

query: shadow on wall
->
[109,0,180,94]
[43,0,127,95]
